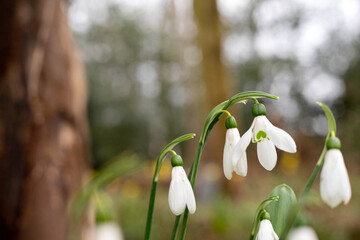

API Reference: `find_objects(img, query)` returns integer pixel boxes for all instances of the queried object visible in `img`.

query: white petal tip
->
[225,175,232,180]
[286,146,297,153]
[171,209,184,215]
[188,207,196,214]
[264,166,275,171]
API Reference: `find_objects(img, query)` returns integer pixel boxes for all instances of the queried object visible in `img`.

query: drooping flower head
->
[320,136,351,208]
[223,115,247,179]
[255,211,279,240]
[168,154,196,215]
[232,102,296,174]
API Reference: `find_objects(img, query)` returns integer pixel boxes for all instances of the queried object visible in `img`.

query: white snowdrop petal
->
[255,220,279,240]
[232,127,252,168]
[320,149,352,208]
[265,118,296,153]
[227,128,241,143]
[288,226,319,240]
[223,128,240,180]
[257,140,277,171]
[168,167,187,215]
[184,177,196,214]
[234,151,248,177]
[252,116,268,141]
[223,143,233,180]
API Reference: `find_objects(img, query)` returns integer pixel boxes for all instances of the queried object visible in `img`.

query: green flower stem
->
[171,215,182,240]
[300,143,328,200]
[252,98,259,104]
[172,91,279,240]
[279,140,328,239]
[168,150,177,156]
[215,109,232,117]
[280,101,336,239]
[145,133,195,240]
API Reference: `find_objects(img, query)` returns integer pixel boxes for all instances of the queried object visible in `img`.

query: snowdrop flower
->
[94,222,124,240]
[232,103,296,173]
[168,155,196,215]
[255,211,279,240]
[223,115,247,179]
[320,136,351,208]
[288,226,319,240]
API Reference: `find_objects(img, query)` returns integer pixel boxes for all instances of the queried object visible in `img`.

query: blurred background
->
[1,0,359,239]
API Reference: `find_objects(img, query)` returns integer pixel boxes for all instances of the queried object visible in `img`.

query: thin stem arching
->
[280,102,337,239]
[174,91,279,240]
[144,133,195,240]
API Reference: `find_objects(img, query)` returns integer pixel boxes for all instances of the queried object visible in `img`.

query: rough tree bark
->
[193,0,230,171]
[0,0,89,239]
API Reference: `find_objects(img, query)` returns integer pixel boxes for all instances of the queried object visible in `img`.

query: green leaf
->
[265,184,297,236]
[316,101,336,134]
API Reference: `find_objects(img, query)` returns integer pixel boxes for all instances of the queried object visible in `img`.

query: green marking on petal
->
[256,130,267,140]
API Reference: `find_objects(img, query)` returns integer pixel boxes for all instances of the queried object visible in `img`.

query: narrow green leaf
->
[265,184,297,236]
[316,101,336,134]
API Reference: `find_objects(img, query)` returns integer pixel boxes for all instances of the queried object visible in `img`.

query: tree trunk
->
[193,0,230,175]
[0,0,90,239]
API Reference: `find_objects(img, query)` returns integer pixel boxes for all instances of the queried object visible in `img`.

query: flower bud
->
[326,136,341,150]
[252,103,267,117]
[171,155,183,167]
[225,115,237,129]
[260,211,271,221]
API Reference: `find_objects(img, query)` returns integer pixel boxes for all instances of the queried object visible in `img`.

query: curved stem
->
[280,136,328,239]
[252,98,259,104]
[280,102,336,239]
[249,196,279,240]
[215,109,231,117]
[300,141,328,200]
[144,133,195,240]
[174,91,279,240]
[168,150,177,156]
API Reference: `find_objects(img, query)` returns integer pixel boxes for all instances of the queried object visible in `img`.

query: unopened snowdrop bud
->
[288,226,319,240]
[320,136,351,208]
[168,155,196,215]
[223,116,247,179]
[225,115,237,129]
[233,102,296,172]
[252,103,267,117]
[255,211,279,240]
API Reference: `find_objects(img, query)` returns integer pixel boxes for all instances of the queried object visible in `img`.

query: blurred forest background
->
[1,0,360,239]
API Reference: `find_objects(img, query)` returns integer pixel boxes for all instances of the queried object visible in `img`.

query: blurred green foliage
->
[76,6,189,167]
[71,1,360,239]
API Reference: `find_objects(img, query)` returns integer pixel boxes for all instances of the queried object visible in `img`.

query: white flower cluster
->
[223,103,296,179]
[166,100,352,240]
